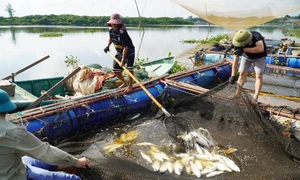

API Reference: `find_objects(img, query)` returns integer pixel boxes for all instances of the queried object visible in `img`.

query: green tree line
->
[0,14,203,26]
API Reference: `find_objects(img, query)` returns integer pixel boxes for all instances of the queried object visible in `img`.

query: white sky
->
[0,0,299,18]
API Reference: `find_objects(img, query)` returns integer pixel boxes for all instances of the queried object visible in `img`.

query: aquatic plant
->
[40,32,64,37]
[65,55,80,68]
[169,60,189,74]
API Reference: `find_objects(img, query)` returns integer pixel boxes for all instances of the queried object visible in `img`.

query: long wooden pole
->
[107,51,171,117]
[2,55,50,80]
[24,67,81,110]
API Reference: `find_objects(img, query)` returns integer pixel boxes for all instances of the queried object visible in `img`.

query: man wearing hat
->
[229,29,267,104]
[0,89,91,179]
[104,13,135,93]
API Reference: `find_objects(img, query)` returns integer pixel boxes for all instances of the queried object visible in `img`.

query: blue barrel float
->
[287,58,300,68]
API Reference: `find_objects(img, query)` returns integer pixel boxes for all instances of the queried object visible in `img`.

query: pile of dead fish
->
[103,128,240,178]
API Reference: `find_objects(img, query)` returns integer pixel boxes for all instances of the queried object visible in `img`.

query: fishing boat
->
[7,61,232,144]
[7,56,176,110]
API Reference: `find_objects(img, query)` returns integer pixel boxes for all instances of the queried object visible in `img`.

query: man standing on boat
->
[104,13,135,93]
[0,89,91,180]
[228,29,267,104]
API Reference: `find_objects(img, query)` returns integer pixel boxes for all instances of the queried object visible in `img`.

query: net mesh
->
[171,0,300,30]
[56,82,300,180]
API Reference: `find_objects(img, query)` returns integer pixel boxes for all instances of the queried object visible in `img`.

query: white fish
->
[190,162,201,178]
[139,150,152,164]
[151,160,161,172]
[215,162,232,172]
[220,156,241,172]
[175,153,189,158]
[195,136,210,148]
[149,150,164,162]
[167,161,174,173]
[136,142,155,146]
[206,170,225,177]
[185,164,192,174]
[158,152,170,161]
[159,161,169,173]
[195,154,211,161]
[195,143,204,154]
[174,160,183,175]
[201,164,218,175]
[194,159,203,170]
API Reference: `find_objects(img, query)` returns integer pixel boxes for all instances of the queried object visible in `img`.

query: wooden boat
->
[7,61,232,144]
[11,57,176,110]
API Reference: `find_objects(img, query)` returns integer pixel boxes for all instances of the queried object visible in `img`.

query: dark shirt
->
[109,28,135,56]
[243,31,267,59]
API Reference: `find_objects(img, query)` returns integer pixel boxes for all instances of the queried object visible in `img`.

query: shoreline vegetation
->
[0,14,299,27]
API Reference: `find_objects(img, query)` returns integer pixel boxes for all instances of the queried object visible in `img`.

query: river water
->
[0,25,288,81]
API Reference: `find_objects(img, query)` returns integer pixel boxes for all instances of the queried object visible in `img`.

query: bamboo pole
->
[2,55,50,80]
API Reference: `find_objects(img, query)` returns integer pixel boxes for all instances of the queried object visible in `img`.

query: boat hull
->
[9,62,232,144]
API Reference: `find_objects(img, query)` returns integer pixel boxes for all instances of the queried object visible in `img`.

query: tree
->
[5,3,15,18]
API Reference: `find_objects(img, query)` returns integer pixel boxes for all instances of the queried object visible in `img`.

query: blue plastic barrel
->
[287,58,300,68]
[265,56,272,64]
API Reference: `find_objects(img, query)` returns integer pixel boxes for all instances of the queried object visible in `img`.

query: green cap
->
[232,29,253,47]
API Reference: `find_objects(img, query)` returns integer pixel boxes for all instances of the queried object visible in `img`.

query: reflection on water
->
[0,25,289,80]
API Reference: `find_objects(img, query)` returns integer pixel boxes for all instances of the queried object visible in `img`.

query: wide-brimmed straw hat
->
[0,89,16,113]
[107,13,123,26]
[232,29,253,47]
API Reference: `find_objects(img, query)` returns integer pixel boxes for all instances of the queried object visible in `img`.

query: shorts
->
[113,54,135,73]
[238,56,266,75]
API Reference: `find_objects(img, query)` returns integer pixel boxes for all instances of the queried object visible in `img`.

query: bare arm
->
[244,40,264,53]
[121,46,129,65]
[231,55,239,76]
[107,39,112,47]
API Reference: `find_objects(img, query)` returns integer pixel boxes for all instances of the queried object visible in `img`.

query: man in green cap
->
[0,89,91,179]
[229,29,267,104]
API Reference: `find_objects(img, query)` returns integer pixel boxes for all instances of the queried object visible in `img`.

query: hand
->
[233,47,243,56]
[228,76,236,84]
[120,60,125,67]
[104,46,110,53]
[75,157,91,168]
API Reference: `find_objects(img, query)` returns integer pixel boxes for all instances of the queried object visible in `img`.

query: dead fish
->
[174,160,183,175]
[139,150,152,164]
[103,143,124,152]
[158,152,170,161]
[185,164,192,174]
[167,161,174,173]
[220,156,240,172]
[224,148,238,155]
[149,150,164,162]
[126,113,141,120]
[194,159,203,170]
[194,135,210,148]
[206,170,225,177]
[195,154,211,161]
[117,130,140,143]
[151,160,161,172]
[201,164,218,175]
[215,162,232,172]
[136,142,155,146]
[159,161,169,173]
[190,162,201,178]
[195,143,204,154]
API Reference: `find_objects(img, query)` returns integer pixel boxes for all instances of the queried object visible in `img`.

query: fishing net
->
[171,0,300,30]
[55,82,300,180]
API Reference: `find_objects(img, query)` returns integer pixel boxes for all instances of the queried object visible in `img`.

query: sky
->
[0,0,299,18]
